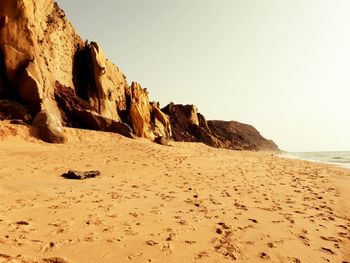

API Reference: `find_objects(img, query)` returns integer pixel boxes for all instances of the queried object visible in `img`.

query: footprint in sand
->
[211,222,240,260]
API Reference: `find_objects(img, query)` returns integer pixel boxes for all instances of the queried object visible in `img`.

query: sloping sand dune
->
[0,123,349,263]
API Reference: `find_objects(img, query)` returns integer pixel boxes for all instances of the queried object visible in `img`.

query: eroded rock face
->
[162,103,202,142]
[88,42,128,121]
[162,103,278,151]
[0,0,279,150]
[0,0,83,142]
[129,82,153,139]
[127,83,172,140]
[54,82,133,138]
[0,0,83,117]
[208,120,278,151]
[73,41,129,123]
[0,0,135,140]
[150,101,172,139]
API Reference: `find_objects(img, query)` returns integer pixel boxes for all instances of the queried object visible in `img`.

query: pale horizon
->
[57,0,350,152]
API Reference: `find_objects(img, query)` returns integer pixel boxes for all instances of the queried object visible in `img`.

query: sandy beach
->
[0,122,349,263]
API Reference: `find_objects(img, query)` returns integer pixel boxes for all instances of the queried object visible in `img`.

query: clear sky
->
[56,0,350,152]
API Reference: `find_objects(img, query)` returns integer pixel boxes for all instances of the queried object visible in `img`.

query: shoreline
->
[278,152,350,170]
[0,124,349,262]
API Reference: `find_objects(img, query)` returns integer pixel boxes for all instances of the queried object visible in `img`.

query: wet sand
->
[0,123,349,263]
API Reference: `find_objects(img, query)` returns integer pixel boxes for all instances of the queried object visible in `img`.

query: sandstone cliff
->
[0,0,278,151]
[207,120,279,151]
[162,103,278,151]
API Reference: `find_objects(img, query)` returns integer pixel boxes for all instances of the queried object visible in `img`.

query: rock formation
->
[74,41,129,122]
[150,101,172,139]
[207,120,279,151]
[0,0,279,151]
[162,103,278,151]
[0,0,83,117]
[162,103,214,143]
[33,110,66,143]
[54,82,134,138]
[129,82,153,139]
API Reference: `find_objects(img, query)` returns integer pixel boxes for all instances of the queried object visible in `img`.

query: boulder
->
[33,110,66,143]
[61,170,101,180]
[43,257,70,263]
[154,136,169,146]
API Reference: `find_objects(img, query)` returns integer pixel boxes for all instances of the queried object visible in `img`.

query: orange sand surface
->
[0,123,349,263]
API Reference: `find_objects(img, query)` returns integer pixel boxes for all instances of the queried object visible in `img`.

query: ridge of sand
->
[0,123,349,263]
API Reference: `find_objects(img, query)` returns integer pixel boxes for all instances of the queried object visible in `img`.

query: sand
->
[0,122,349,263]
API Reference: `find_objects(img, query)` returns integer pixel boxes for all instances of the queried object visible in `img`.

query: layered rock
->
[54,82,133,138]
[74,41,129,121]
[207,120,278,151]
[0,0,278,151]
[162,103,194,142]
[0,0,172,142]
[150,101,172,139]
[0,0,83,117]
[162,103,278,151]
[127,82,172,140]
[33,110,66,143]
[162,103,215,145]
[129,82,153,139]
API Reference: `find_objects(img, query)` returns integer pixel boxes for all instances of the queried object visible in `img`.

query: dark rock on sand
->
[61,170,101,180]
[43,257,70,263]
[155,136,169,146]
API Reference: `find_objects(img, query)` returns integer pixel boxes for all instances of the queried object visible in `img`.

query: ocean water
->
[280,151,350,169]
